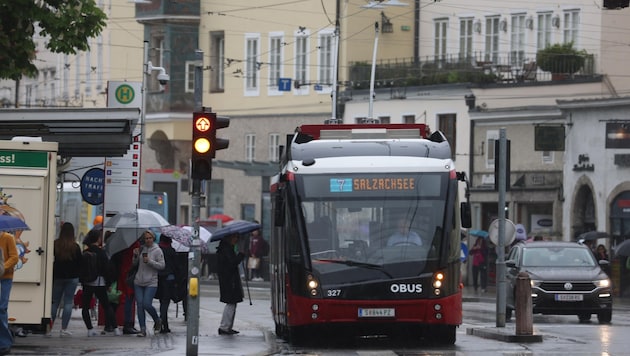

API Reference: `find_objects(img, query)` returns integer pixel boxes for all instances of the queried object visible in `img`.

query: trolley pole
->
[186,49,204,356]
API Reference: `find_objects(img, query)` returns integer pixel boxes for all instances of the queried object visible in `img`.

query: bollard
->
[515,271,533,335]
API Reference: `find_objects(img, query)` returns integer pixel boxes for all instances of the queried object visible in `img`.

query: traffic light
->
[191,111,214,180]
[213,115,230,157]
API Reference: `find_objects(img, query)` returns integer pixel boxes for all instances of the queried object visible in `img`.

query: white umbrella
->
[182,225,212,243]
[104,209,170,256]
[104,209,169,229]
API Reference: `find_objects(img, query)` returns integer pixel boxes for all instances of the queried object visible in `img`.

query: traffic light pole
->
[186,49,204,356]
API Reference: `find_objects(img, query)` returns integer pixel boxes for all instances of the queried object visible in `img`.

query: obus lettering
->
[390,283,422,293]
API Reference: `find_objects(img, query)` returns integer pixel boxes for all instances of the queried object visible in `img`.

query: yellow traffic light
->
[194,138,211,154]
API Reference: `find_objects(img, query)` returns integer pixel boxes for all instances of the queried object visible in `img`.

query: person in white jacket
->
[132,230,165,337]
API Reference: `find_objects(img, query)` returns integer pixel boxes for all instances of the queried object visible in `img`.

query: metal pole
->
[330,20,339,121]
[186,49,204,356]
[141,41,148,144]
[368,21,379,120]
[187,180,201,355]
[496,128,507,327]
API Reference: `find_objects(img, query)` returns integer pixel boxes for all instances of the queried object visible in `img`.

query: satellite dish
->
[489,219,516,246]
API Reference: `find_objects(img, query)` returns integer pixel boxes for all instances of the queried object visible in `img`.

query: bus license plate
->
[358,308,395,318]
[555,294,583,301]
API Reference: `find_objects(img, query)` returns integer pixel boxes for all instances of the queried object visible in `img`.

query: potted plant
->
[536,42,587,80]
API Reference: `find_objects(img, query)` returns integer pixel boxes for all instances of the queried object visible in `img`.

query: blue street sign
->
[80,167,105,205]
[278,78,292,91]
[314,84,322,91]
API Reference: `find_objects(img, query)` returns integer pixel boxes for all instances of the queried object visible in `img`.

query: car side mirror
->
[506,260,516,268]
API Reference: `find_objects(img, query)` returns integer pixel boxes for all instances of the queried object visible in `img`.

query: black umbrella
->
[614,240,630,257]
[209,220,261,242]
[577,231,609,241]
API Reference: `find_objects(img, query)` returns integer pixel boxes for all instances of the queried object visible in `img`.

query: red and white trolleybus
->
[270,123,472,345]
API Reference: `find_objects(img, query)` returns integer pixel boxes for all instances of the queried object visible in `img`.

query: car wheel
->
[578,313,592,322]
[598,310,612,324]
[505,307,513,321]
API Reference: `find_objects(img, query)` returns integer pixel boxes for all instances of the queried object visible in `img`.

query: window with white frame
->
[269,34,283,92]
[295,31,309,90]
[537,12,552,50]
[434,18,448,63]
[510,14,526,66]
[563,9,579,45]
[485,16,499,62]
[459,18,473,61]
[269,133,280,162]
[210,31,224,92]
[318,31,334,89]
[403,114,415,124]
[486,130,499,168]
[185,61,201,93]
[245,35,260,93]
[85,50,91,97]
[246,134,256,162]
[62,55,69,100]
[49,69,56,100]
[75,52,81,97]
[149,36,164,91]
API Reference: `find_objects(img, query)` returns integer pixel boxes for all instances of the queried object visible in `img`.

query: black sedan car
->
[505,241,612,323]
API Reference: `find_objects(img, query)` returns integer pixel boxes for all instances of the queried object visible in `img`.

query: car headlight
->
[595,279,611,288]
[530,279,541,288]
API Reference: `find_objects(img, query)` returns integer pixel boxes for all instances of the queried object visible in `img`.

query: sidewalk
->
[10,285,274,356]
[10,280,630,355]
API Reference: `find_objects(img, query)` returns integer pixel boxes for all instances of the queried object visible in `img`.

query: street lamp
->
[140,40,169,144]
[361,0,408,122]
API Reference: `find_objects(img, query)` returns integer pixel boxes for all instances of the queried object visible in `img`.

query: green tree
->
[0,0,107,80]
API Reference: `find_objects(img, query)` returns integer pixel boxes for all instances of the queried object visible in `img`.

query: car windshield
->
[522,246,596,267]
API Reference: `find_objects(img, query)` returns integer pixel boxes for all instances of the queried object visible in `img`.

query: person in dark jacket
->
[51,222,82,336]
[217,233,245,335]
[156,234,179,333]
[81,229,119,336]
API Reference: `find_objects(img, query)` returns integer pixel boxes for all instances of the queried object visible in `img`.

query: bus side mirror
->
[460,202,471,228]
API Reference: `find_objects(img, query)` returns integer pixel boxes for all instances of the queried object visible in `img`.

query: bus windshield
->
[296,172,449,280]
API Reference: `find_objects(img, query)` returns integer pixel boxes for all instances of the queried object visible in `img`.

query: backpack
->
[79,250,99,284]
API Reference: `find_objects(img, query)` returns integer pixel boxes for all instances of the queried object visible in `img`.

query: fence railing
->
[347,52,597,89]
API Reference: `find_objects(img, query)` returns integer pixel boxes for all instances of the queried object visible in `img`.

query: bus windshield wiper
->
[316,259,382,269]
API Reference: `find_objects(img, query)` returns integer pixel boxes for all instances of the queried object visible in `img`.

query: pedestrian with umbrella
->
[216,233,245,335]
[131,230,164,337]
[0,218,20,355]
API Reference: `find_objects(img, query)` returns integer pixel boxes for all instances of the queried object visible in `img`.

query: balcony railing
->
[347,52,598,90]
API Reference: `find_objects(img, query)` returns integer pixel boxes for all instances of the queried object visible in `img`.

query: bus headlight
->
[433,271,445,292]
[306,274,319,296]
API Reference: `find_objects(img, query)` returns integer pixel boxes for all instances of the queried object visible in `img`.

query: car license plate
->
[555,294,583,301]
[358,308,395,318]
